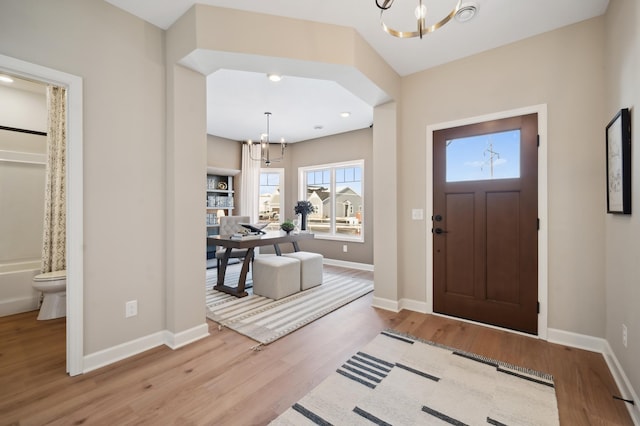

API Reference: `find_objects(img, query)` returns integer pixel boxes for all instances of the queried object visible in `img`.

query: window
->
[259,168,284,231]
[299,160,364,241]
[446,129,521,182]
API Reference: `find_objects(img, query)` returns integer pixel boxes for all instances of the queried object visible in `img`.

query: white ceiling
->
[105,0,610,142]
[0,74,46,95]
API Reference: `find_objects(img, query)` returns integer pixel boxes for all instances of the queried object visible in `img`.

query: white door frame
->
[425,104,548,339]
[0,54,84,374]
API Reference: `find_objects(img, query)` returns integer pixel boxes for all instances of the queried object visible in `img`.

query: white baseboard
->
[164,323,210,349]
[371,296,399,312]
[371,298,428,314]
[603,341,640,424]
[83,331,166,373]
[0,296,39,317]
[547,327,608,352]
[323,258,374,271]
[399,298,428,313]
[83,322,210,373]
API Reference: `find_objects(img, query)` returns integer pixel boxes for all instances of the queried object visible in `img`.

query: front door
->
[433,114,538,334]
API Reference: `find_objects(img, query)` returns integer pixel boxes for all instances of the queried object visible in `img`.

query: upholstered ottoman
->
[283,251,323,290]
[253,256,301,300]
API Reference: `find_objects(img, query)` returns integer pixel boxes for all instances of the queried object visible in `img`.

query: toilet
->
[32,270,66,320]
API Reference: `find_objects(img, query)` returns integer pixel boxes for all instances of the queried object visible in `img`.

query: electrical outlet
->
[126,300,138,318]
[343,244,348,253]
[622,324,628,348]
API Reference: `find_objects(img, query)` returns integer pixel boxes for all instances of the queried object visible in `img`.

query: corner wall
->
[399,17,607,336]
[287,128,374,265]
[604,0,640,418]
[0,0,167,355]
[167,4,401,332]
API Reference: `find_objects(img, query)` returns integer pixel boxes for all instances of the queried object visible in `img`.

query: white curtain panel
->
[240,143,261,222]
[41,85,67,273]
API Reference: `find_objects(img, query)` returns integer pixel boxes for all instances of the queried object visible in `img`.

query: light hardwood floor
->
[0,266,633,425]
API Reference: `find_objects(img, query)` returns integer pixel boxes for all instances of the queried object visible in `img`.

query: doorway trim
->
[425,104,548,339]
[0,54,84,374]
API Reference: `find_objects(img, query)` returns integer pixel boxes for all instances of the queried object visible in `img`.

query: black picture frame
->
[606,108,631,214]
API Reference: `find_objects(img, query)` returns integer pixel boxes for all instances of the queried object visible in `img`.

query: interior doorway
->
[0,54,84,375]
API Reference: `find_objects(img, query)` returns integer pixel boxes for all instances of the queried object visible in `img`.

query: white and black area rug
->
[272,330,559,426]
[206,266,373,346]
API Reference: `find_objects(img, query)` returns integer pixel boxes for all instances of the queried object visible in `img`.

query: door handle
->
[433,228,448,234]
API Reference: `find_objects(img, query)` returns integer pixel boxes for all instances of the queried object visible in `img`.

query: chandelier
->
[247,112,286,167]
[376,0,474,39]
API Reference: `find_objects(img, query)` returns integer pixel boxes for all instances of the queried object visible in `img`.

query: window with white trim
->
[298,160,364,241]
[259,168,284,231]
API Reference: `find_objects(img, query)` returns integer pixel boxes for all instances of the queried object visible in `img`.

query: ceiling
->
[0,74,46,95]
[105,0,610,143]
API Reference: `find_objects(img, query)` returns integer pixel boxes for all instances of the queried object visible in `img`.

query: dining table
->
[207,231,315,297]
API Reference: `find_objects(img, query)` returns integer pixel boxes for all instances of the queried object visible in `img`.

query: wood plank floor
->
[0,266,633,425]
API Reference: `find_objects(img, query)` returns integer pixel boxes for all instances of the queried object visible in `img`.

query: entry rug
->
[272,330,559,426]
[206,272,373,345]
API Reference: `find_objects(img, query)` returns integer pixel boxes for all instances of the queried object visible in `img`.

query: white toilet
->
[32,270,66,320]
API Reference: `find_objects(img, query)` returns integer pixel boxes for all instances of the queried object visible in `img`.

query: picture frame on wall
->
[606,108,631,214]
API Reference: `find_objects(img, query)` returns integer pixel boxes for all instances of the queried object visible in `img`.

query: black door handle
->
[433,228,448,234]
[434,214,443,222]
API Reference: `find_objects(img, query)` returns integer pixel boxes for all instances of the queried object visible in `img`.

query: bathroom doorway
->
[0,76,48,316]
[0,54,84,375]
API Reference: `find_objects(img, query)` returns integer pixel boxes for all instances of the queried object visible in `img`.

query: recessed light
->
[0,75,14,84]
[340,112,351,118]
[314,125,324,130]
[267,73,282,82]
[455,2,478,23]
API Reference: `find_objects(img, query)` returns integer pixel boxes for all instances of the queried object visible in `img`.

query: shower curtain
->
[41,85,66,273]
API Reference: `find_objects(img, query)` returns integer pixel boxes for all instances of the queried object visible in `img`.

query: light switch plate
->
[412,209,424,220]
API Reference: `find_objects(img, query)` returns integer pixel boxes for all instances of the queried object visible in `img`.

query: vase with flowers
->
[294,200,315,232]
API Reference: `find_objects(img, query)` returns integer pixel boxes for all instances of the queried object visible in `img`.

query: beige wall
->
[604,0,640,404]
[0,0,167,352]
[0,85,47,135]
[399,18,607,337]
[207,135,242,171]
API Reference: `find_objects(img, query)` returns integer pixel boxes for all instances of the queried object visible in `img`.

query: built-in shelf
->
[206,173,235,229]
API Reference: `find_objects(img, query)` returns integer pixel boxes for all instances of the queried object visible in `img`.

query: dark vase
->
[301,213,308,231]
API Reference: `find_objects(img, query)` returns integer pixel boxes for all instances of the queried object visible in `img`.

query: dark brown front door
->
[433,114,538,334]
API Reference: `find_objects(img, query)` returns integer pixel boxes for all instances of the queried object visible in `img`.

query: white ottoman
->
[283,251,323,290]
[253,256,301,300]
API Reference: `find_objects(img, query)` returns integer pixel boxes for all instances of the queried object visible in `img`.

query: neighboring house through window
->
[259,168,284,231]
[298,160,364,241]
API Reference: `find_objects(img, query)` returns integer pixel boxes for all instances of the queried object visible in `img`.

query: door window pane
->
[446,129,520,182]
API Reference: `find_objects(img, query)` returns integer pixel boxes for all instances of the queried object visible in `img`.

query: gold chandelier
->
[247,112,286,167]
[376,0,474,39]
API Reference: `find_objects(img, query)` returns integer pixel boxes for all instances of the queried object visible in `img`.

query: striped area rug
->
[205,266,373,345]
[272,330,559,425]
